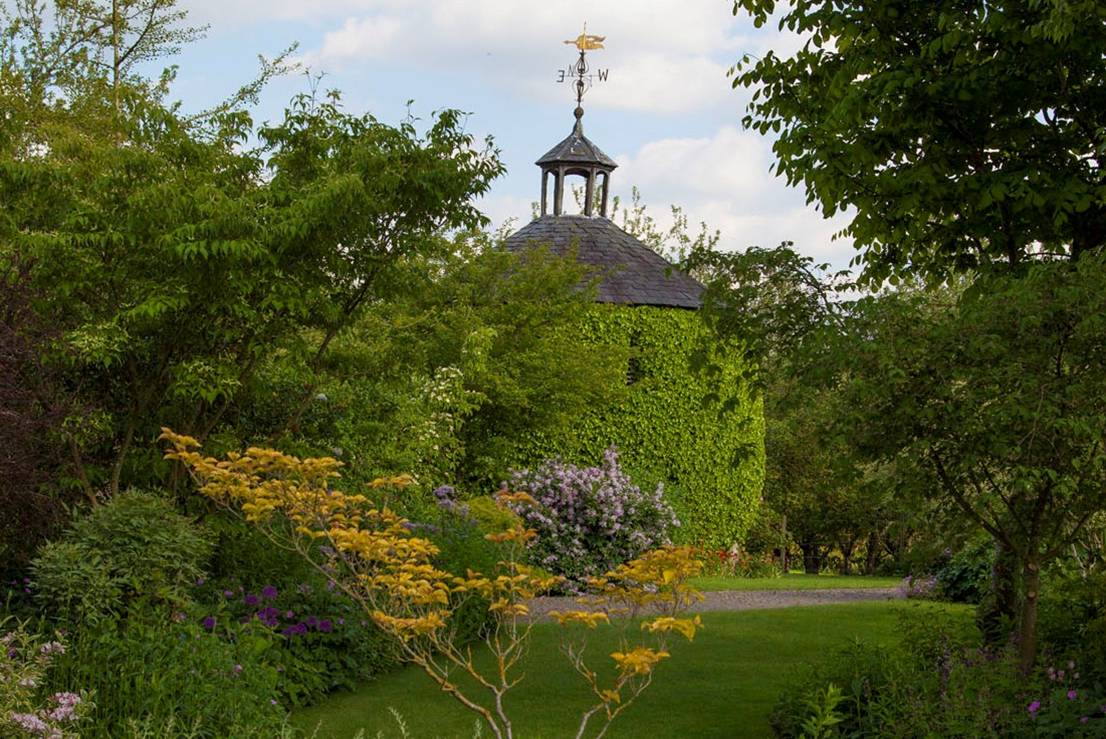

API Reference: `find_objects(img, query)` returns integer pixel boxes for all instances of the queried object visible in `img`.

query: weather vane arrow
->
[556,22,609,108]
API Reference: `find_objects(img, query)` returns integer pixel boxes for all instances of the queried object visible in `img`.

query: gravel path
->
[528,587,902,620]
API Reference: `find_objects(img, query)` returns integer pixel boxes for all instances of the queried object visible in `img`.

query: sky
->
[169,0,856,269]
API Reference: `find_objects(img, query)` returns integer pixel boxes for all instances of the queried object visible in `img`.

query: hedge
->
[515,303,764,548]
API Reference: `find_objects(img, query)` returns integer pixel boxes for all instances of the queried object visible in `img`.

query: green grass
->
[293,601,967,739]
[691,573,902,592]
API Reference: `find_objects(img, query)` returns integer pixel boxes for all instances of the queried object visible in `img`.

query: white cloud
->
[194,0,759,113]
[609,126,856,268]
[307,15,404,65]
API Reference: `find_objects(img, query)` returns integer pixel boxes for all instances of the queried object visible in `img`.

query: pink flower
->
[1028,700,1041,714]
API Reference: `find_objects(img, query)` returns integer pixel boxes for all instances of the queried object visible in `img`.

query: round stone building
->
[504,109,764,548]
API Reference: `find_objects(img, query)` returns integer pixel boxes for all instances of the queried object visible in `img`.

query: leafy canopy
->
[732,0,1106,283]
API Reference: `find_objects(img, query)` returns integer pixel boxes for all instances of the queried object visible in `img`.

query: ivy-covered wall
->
[517,304,765,549]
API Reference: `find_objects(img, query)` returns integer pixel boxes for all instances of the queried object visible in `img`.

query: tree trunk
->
[840,538,856,575]
[1017,558,1042,674]
[800,542,821,575]
[865,531,881,574]
[779,514,788,573]
[978,538,1019,645]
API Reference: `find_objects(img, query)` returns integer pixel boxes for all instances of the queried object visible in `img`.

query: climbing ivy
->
[515,304,764,549]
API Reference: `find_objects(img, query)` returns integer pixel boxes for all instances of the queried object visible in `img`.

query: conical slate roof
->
[504,215,703,309]
[536,116,617,169]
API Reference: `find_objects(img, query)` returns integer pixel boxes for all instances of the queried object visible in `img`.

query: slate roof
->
[535,119,618,169]
[504,215,704,309]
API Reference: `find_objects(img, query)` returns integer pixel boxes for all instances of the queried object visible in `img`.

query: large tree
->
[839,259,1106,670]
[732,0,1106,283]
[0,3,503,498]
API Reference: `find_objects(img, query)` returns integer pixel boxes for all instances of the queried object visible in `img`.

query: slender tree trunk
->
[111,0,121,113]
[979,538,1019,645]
[1017,557,1042,674]
[840,538,855,575]
[779,514,788,573]
[865,531,881,574]
[800,541,821,575]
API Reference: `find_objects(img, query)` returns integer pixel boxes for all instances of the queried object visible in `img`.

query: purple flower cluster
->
[8,692,84,737]
[508,447,679,585]
[203,583,341,639]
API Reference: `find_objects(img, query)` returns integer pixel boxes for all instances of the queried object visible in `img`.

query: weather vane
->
[557,22,609,108]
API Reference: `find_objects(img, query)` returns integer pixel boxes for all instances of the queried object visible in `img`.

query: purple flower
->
[285,610,295,619]
[1081,716,1089,724]
[201,616,217,631]
[433,485,456,508]
[244,593,260,607]
[318,619,333,633]
[1028,701,1041,715]
[1069,690,1078,701]
[233,664,243,674]
[223,589,235,599]
[261,585,278,600]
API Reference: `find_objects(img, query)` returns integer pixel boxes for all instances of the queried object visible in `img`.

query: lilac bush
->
[508,447,679,586]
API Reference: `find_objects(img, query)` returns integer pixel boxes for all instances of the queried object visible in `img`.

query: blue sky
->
[170,0,855,269]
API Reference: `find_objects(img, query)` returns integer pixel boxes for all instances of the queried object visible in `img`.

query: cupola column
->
[553,166,566,216]
[584,168,596,216]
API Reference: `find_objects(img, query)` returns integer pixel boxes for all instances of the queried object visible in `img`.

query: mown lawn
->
[691,573,902,591]
[294,601,967,739]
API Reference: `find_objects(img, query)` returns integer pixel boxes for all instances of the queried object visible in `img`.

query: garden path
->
[527,587,903,619]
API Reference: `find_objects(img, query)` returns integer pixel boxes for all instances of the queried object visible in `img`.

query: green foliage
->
[1038,568,1106,683]
[1,621,92,738]
[770,610,1025,738]
[256,240,628,497]
[935,537,995,604]
[731,0,1106,284]
[48,612,284,739]
[518,304,765,548]
[0,25,503,496]
[798,683,843,739]
[840,256,1106,667]
[462,496,519,535]
[32,491,212,623]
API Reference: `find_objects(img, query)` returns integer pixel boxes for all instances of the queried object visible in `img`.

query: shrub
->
[48,610,284,738]
[1038,569,1106,683]
[935,538,994,603]
[771,609,1030,738]
[32,490,212,623]
[1,622,92,738]
[898,574,941,600]
[508,447,679,586]
[195,576,398,707]
[699,549,780,579]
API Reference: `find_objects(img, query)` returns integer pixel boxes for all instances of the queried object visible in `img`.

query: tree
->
[256,238,629,494]
[0,6,503,497]
[839,257,1106,670]
[0,259,75,565]
[732,0,1106,284]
